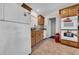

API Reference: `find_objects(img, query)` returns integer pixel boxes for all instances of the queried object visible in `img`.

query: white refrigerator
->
[0,3,31,55]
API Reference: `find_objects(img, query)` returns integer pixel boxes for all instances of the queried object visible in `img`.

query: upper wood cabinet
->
[60,8,69,18]
[38,15,44,25]
[76,5,79,16]
[69,6,78,17]
[59,4,79,18]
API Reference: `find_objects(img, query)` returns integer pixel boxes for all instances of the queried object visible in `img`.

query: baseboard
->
[47,36,54,38]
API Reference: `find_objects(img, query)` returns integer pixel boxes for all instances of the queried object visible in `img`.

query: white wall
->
[44,18,51,38]
[31,10,38,28]
[45,11,61,38]
[51,20,56,36]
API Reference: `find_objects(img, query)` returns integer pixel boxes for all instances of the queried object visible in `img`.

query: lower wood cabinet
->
[60,39,79,48]
[31,29,43,47]
[31,30,36,47]
[36,31,40,44]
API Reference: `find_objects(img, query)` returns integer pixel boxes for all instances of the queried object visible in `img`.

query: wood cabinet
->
[59,4,79,18]
[60,8,69,18]
[36,31,40,44]
[68,6,77,17]
[76,5,79,16]
[31,29,43,47]
[60,4,79,48]
[31,30,36,47]
[40,30,43,40]
[60,40,79,48]
[38,15,44,25]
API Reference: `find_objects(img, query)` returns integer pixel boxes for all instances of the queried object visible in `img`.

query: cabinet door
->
[38,31,41,41]
[40,30,43,40]
[69,6,77,16]
[38,16,44,25]
[38,16,41,25]
[0,4,3,19]
[36,31,39,44]
[36,31,40,44]
[4,3,18,21]
[76,5,79,16]
[41,18,44,25]
[31,30,36,47]
[60,9,69,18]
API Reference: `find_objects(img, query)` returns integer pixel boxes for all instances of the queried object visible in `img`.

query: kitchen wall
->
[51,19,56,36]
[31,10,38,28]
[45,11,61,38]
[44,17,51,38]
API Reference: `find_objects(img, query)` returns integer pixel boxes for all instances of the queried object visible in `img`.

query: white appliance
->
[0,3,31,55]
[61,16,78,42]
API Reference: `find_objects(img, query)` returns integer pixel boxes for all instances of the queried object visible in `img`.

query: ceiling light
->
[36,9,40,12]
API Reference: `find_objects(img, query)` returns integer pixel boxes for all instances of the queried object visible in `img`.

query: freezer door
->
[0,21,31,55]
[0,3,3,20]
[4,3,31,24]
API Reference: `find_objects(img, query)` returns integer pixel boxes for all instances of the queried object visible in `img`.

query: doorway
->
[49,17,56,37]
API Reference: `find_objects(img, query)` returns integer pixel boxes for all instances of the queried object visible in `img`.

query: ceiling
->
[28,3,75,16]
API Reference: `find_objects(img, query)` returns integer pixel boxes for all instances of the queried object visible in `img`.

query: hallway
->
[32,39,79,55]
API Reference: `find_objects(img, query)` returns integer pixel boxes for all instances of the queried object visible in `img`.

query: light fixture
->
[36,9,40,12]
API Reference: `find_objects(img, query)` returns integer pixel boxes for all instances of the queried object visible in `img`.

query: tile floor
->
[31,38,79,55]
